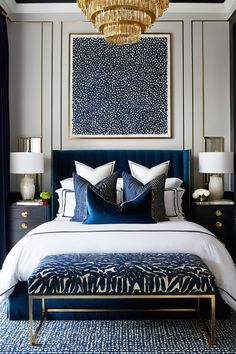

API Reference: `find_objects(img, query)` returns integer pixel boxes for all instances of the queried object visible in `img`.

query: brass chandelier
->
[77,0,169,45]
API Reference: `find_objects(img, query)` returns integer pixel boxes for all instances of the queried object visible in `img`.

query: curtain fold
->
[0,14,10,266]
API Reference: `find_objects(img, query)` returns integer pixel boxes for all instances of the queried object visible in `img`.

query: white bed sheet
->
[0,219,236,311]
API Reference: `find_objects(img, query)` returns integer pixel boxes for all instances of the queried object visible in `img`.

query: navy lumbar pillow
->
[71,172,118,222]
[83,186,155,224]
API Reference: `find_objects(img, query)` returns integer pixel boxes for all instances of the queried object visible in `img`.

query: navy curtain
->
[0,14,10,266]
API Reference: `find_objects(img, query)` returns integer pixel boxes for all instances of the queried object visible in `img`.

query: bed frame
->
[51,149,191,219]
[7,149,228,320]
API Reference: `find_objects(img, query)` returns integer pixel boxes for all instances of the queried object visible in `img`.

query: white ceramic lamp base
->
[209,175,224,200]
[20,174,35,200]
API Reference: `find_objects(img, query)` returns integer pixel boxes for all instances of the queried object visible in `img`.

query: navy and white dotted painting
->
[69,34,171,138]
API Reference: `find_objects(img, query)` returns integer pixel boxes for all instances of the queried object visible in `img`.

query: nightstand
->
[8,204,50,250]
[191,200,235,261]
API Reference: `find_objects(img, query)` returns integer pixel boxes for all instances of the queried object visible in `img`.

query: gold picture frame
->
[204,137,224,153]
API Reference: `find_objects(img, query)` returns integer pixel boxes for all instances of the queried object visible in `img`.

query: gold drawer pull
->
[216,221,223,229]
[215,209,222,217]
[21,222,28,229]
[21,211,28,218]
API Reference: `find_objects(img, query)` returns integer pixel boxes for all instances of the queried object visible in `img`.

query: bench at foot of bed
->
[28,253,216,346]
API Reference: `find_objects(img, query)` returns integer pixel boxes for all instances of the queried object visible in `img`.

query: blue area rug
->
[0,302,236,353]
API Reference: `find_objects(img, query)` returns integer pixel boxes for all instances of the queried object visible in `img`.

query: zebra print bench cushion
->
[28,253,215,296]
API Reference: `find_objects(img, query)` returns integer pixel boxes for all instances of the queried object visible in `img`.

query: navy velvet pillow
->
[71,172,118,222]
[83,186,155,224]
[122,171,168,222]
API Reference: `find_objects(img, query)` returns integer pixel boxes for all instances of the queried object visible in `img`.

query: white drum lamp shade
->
[10,152,44,200]
[199,152,234,174]
[199,152,234,200]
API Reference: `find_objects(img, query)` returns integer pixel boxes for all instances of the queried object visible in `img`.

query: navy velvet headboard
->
[51,150,191,219]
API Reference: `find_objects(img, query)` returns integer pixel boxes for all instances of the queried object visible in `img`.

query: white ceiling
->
[1,0,236,18]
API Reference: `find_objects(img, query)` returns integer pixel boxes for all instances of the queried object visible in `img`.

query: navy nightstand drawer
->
[192,201,235,261]
[8,204,50,250]
[10,206,46,221]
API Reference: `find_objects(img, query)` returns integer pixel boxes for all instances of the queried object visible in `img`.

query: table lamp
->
[10,152,44,200]
[199,152,234,200]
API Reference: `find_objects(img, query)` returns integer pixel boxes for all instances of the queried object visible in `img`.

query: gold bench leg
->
[198,295,216,346]
[210,295,216,345]
[29,296,33,346]
[29,296,47,347]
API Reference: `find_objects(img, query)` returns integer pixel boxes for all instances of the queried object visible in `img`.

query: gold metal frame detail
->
[29,293,216,347]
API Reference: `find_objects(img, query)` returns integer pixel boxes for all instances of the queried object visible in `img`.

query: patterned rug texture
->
[0,302,236,354]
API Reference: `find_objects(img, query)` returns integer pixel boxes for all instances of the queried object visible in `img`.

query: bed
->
[1,149,236,320]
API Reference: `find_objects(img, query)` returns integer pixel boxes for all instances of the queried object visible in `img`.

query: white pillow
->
[60,178,74,189]
[115,177,182,205]
[60,177,124,192]
[74,160,115,185]
[116,178,123,204]
[165,188,185,220]
[56,186,185,220]
[165,177,183,189]
[128,160,169,184]
[57,177,123,217]
[111,177,182,191]
[116,177,123,191]
[56,188,75,218]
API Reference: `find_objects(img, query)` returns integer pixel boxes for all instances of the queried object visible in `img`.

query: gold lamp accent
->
[77,0,169,45]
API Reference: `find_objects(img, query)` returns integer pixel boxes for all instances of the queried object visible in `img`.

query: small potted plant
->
[40,191,51,201]
[192,188,210,202]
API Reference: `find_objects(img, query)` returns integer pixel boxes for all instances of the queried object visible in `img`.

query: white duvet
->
[0,219,236,310]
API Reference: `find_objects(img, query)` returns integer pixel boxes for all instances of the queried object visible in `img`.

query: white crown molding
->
[224,0,236,18]
[169,3,225,14]
[6,2,80,14]
[2,0,236,19]
[0,0,16,13]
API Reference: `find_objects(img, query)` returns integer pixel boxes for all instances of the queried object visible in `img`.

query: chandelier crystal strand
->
[77,0,169,45]
[157,0,169,18]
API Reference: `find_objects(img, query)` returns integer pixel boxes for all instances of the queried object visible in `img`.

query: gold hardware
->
[21,222,28,229]
[21,211,28,218]
[215,210,222,217]
[215,221,222,229]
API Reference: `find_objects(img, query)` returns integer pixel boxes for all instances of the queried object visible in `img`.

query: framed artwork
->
[69,34,171,138]
[203,136,224,188]
[204,137,224,152]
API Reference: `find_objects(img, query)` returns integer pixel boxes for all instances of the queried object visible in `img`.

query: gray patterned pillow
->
[123,172,168,222]
[71,172,118,222]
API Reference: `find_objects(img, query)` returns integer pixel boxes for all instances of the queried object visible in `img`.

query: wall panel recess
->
[8,22,42,191]
[8,22,42,151]
[42,22,53,191]
[203,22,230,149]
[192,21,230,190]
